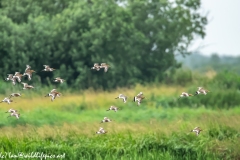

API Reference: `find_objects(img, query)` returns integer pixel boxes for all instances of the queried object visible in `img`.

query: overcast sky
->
[188,0,240,56]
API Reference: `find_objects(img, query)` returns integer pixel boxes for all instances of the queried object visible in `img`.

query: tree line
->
[0,0,207,90]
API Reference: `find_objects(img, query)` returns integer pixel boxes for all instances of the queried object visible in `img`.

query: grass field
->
[0,83,240,159]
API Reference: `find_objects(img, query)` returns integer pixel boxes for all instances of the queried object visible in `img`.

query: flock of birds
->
[1,63,209,136]
[90,63,209,136]
[1,65,63,120]
[178,87,210,136]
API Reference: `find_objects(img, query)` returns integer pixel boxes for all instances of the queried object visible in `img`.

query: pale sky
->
[189,0,240,56]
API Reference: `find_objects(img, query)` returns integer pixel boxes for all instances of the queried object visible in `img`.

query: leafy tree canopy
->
[0,0,207,90]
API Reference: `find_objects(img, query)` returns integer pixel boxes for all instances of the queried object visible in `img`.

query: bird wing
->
[50,89,57,93]
[94,63,99,67]
[43,65,50,69]
[99,127,104,132]
[194,127,200,130]
[104,67,108,72]
[11,78,17,85]
[25,65,31,72]
[136,92,143,97]
[14,72,19,76]
[7,74,13,78]
[136,94,144,99]
[181,92,188,96]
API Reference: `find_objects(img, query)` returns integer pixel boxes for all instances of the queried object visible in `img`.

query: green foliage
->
[0,101,240,128]
[158,89,240,109]
[208,125,240,141]
[0,131,235,160]
[211,71,240,89]
[0,0,207,90]
[0,77,240,159]
[159,69,240,109]
[164,68,193,86]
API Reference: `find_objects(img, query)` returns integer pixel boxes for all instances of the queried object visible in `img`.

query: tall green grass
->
[1,77,240,159]
[1,104,240,127]
[0,103,240,159]
[0,127,239,160]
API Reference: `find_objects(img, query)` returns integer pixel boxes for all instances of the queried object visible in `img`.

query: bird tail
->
[133,96,136,102]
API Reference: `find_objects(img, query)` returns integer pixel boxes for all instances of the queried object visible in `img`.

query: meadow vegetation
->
[0,70,240,159]
[1,0,238,159]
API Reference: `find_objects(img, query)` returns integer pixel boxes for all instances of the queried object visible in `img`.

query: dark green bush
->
[164,68,193,86]
[211,71,240,89]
